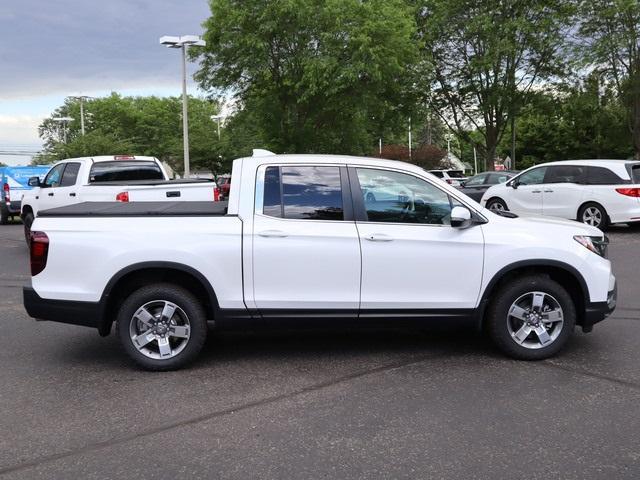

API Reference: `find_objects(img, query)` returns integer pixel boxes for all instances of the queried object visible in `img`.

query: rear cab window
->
[89,161,164,182]
[260,165,344,221]
[447,170,466,178]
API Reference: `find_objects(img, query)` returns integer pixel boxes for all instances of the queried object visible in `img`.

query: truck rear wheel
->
[486,275,576,360]
[0,205,8,225]
[23,212,34,244]
[116,283,208,371]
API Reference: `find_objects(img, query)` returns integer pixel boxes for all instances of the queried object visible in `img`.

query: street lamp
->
[210,114,225,141]
[51,117,74,143]
[160,34,206,178]
[68,95,92,135]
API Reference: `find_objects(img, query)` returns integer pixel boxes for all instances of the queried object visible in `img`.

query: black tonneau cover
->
[38,201,229,217]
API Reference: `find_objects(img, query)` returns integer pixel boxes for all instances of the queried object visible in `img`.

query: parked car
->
[1,165,50,225]
[24,151,616,370]
[217,175,231,200]
[427,169,468,186]
[480,159,640,229]
[457,171,518,202]
[21,155,220,240]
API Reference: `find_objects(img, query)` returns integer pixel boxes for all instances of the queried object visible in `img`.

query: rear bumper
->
[581,281,617,332]
[2,200,21,214]
[23,286,102,329]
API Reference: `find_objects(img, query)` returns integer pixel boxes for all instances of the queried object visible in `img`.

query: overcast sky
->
[0,0,212,165]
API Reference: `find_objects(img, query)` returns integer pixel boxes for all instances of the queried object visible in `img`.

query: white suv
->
[427,169,468,187]
[481,160,640,229]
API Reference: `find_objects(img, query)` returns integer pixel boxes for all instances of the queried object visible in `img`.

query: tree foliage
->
[577,0,640,158]
[194,0,420,155]
[38,94,222,174]
[417,0,575,170]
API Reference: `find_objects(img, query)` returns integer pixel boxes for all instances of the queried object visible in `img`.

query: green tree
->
[194,0,420,155]
[38,94,221,174]
[577,0,640,158]
[416,0,574,170]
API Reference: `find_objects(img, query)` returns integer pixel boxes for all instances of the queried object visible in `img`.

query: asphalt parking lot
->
[0,222,639,479]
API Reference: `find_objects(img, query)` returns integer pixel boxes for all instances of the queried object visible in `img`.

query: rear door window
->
[89,161,164,182]
[544,165,585,184]
[630,164,640,184]
[261,166,344,221]
[586,166,628,185]
[60,162,81,187]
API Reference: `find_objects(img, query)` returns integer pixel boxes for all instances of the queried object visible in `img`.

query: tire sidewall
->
[487,198,507,211]
[23,212,34,244]
[0,204,8,225]
[487,276,576,360]
[117,284,208,370]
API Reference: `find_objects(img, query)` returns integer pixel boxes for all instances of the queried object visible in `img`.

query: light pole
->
[69,95,92,135]
[160,35,206,178]
[211,114,225,141]
[51,117,74,143]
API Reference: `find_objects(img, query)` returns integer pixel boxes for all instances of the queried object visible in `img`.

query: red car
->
[217,176,231,200]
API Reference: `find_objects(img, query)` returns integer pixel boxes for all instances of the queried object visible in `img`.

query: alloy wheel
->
[129,300,191,360]
[582,207,602,227]
[506,291,564,349]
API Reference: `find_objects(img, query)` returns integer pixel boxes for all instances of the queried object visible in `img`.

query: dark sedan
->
[457,171,518,202]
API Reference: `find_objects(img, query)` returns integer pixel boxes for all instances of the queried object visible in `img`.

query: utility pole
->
[408,116,412,161]
[69,96,91,135]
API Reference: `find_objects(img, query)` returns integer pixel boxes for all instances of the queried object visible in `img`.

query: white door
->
[541,165,587,219]
[353,167,484,310]
[507,166,547,215]
[36,163,67,212]
[252,165,361,312]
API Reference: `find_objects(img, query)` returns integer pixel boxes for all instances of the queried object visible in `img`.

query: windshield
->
[89,161,164,182]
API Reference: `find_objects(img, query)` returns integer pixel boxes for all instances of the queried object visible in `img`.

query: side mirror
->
[459,181,466,187]
[28,176,41,187]
[450,206,472,228]
[510,180,519,189]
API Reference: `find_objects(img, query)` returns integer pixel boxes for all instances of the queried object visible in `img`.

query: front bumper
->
[582,281,617,332]
[23,286,102,329]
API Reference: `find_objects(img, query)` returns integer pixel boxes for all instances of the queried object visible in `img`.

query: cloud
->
[0,0,211,99]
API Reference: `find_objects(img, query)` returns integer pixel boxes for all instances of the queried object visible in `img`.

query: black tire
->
[578,202,609,230]
[116,283,208,371]
[486,197,508,212]
[0,205,8,225]
[22,211,34,244]
[486,275,576,360]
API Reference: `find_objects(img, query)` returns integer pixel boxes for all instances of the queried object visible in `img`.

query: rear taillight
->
[3,183,9,204]
[30,231,49,276]
[616,187,640,197]
[446,179,453,184]
[115,191,129,202]
[213,186,220,202]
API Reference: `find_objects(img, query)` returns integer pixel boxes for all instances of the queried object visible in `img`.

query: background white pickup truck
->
[23,152,617,370]
[20,155,219,240]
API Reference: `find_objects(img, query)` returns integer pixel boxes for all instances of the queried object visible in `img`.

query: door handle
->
[365,234,394,242]
[69,192,76,197]
[258,230,288,238]
[531,190,542,194]
[47,192,54,197]
[543,190,554,193]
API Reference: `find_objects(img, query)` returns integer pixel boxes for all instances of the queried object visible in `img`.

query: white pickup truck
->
[20,155,219,241]
[23,152,617,370]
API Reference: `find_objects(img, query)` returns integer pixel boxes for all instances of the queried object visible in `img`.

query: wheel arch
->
[478,260,589,329]
[577,200,608,222]
[98,262,220,336]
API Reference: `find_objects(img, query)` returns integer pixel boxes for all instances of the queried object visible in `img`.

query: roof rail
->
[252,149,276,157]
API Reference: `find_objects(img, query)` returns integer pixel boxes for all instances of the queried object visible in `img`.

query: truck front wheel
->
[486,275,576,360]
[116,283,208,371]
[23,211,34,243]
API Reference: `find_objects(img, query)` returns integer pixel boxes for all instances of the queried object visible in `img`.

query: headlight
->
[574,235,608,258]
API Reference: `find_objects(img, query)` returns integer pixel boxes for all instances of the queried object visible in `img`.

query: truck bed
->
[86,178,215,186]
[38,201,229,217]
